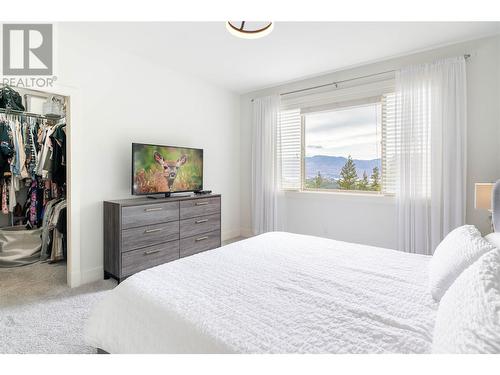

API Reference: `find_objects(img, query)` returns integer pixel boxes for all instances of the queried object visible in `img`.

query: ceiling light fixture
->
[226,21,273,39]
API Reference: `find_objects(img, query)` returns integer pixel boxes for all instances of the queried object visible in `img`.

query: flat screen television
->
[132,143,203,196]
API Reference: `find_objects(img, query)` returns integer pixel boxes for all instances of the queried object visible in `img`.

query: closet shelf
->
[0,107,62,121]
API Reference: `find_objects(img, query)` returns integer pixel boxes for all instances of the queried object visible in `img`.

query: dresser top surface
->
[105,194,220,207]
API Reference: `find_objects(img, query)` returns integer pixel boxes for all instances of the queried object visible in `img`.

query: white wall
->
[240,35,500,249]
[56,24,240,284]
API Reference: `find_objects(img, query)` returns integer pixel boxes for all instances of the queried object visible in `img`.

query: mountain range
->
[305,155,381,179]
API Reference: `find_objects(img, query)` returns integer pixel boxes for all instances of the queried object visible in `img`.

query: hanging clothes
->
[0,111,67,265]
[48,200,66,262]
[57,206,67,260]
[8,173,17,212]
[16,121,29,179]
[40,198,62,260]
[51,124,66,186]
[0,115,66,217]
[29,121,40,177]
[39,198,66,261]
[36,125,55,178]
[1,180,8,214]
[23,119,38,179]
[0,121,14,177]
[23,178,40,228]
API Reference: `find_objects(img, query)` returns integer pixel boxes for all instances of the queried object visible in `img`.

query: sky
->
[305,103,382,160]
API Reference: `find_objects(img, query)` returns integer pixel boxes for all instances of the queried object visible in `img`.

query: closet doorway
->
[0,84,73,288]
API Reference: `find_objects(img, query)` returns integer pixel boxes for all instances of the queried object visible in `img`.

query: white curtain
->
[251,95,281,234]
[395,56,467,255]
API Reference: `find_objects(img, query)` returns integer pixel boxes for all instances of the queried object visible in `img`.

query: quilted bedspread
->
[85,232,437,353]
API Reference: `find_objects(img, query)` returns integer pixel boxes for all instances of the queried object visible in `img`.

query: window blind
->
[381,92,397,194]
[277,108,302,190]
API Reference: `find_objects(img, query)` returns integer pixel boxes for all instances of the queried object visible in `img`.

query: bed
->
[85,231,437,353]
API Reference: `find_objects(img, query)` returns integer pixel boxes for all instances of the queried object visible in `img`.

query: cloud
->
[305,104,380,135]
[304,103,382,160]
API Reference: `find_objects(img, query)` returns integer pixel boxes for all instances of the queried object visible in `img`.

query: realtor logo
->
[2,24,53,76]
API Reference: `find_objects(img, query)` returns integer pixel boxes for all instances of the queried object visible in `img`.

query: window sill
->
[283,189,395,203]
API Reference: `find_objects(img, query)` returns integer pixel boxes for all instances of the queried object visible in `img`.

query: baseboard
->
[240,228,253,238]
[221,229,242,241]
[80,266,104,285]
[68,270,81,288]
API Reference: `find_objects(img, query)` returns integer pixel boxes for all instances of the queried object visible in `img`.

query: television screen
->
[132,143,203,195]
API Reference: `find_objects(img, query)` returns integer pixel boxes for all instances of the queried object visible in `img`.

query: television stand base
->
[146,192,192,199]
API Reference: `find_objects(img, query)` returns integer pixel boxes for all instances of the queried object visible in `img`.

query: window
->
[303,101,382,193]
[277,78,396,195]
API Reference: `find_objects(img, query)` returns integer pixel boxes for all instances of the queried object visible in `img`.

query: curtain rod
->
[251,54,471,102]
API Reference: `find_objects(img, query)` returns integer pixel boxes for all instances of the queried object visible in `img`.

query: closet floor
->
[0,262,116,353]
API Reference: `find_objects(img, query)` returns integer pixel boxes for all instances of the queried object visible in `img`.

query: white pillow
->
[432,248,500,353]
[429,225,495,301]
[485,232,500,249]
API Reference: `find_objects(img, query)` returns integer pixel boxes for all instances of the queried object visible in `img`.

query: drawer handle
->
[195,202,209,206]
[195,219,209,224]
[145,207,163,212]
[144,228,163,234]
[144,249,161,255]
[195,236,208,242]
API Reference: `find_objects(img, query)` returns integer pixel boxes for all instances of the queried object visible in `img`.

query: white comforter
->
[85,232,437,353]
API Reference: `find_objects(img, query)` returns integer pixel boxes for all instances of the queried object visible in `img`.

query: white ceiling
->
[86,22,500,93]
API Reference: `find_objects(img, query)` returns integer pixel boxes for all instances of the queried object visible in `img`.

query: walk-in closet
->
[0,85,68,289]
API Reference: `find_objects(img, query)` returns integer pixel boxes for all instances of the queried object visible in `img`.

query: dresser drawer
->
[180,213,221,239]
[122,221,179,252]
[122,202,179,229]
[180,197,221,219]
[121,241,179,277]
[180,230,220,258]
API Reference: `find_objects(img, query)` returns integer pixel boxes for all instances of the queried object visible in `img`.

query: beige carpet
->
[0,262,116,353]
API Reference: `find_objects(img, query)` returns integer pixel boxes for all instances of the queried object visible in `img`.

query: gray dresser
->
[103,194,221,282]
